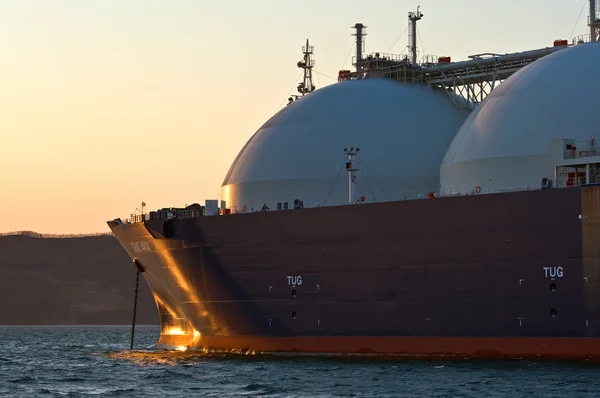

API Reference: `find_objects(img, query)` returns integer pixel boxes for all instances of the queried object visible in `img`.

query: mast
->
[408,6,423,65]
[352,23,366,78]
[344,147,360,204]
[297,39,316,96]
[591,0,600,42]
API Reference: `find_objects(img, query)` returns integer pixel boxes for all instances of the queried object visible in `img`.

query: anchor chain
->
[129,258,145,350]
[130,269,140,350]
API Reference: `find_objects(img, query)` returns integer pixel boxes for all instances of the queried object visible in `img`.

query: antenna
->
[591,0,600,42]
[344,147,360,204]
[352,23,366,78]
[134,201,147,221]
[408,6,423,65]
[297,39,316,96]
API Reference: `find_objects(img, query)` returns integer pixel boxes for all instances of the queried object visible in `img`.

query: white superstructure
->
[440,42,600,195]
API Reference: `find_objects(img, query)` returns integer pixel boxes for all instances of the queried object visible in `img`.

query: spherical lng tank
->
[440,42,600,195]
[222,78,471,211]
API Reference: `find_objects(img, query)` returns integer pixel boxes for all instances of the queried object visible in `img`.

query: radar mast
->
[297,39,316,96]
[344,146,360,204]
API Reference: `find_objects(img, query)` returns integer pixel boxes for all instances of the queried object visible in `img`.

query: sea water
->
[0,325,598,397]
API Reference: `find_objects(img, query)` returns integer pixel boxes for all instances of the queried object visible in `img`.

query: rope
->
[313,69,338,81]
[386,26,409,53]
[130,269,141,350]
[341,43,355,69]
[315,67,321,88]
[570,0,589,40]
[357,154,390,201]
[417,26,425,60]
[275,71,304,111]
[359,167,378,203]
[360,169,377,203]
[323,161,347,206]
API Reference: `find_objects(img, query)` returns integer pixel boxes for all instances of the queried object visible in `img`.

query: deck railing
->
[119,178,592,225]
[564,142,599,159]
[572,34,591,45]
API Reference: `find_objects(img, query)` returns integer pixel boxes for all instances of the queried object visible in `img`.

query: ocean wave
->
[1,326,599,397]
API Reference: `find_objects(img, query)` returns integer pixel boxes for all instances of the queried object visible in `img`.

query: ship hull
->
[159,335,600,360]
[107,186,600,359]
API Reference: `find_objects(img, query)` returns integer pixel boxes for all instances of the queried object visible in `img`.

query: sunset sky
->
[0,0,590,234]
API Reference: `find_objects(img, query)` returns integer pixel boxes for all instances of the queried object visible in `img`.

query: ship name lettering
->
[287,276,302,286]
[543,266,563,278]
[129,241,152,253]
[130,242,142,253]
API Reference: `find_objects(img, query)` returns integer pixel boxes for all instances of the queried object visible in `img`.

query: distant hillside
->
[0,233,158,325]
[0,231,114,238]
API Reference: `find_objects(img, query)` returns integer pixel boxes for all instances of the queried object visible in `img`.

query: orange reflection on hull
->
[150,242,222,336]
[158,328,202,349]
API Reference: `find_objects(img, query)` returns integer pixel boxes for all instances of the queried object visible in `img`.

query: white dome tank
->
[441,42,600,195]
[222,78,470,211]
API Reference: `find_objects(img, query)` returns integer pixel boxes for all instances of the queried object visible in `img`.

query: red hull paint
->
[159,335,600,360]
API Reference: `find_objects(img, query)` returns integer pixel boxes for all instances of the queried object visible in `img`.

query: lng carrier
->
[108,2,600,359]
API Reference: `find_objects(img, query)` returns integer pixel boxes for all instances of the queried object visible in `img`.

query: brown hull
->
[158,334,600,360]
[107,185,600,359]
